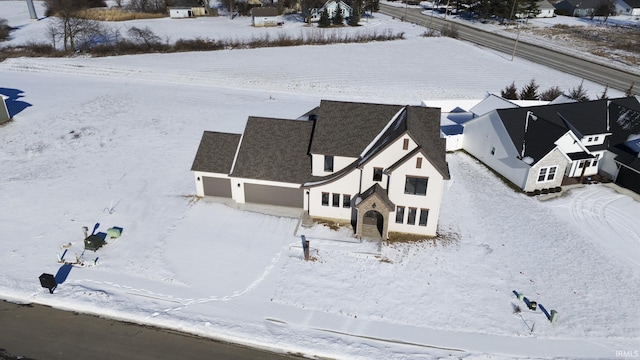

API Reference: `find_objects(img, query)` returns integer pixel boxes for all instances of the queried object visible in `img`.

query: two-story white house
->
[191,100,450,239]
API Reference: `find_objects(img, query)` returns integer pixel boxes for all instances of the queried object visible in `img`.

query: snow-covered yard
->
[1,1,639,358]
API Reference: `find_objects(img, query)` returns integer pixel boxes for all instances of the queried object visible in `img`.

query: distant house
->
[515,0,556,17]
[0,95,10,124]
[251,7,281,27]
[169,7,194,18]
[536,0,556,17]
[192,100,450,239]
[462,97,640,194]
[321,0,353,19]
[554,0,602,16]
[617,0,640,15]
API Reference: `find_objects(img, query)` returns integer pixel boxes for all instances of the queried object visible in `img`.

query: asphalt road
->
[380,4,640,93]
[0,300,302,360]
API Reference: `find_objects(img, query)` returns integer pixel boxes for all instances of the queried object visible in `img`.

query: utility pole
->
[511,20,521,62]
[403,0,408,21]
[26,0,38,20]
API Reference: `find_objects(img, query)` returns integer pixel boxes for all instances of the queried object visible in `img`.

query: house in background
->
[462,96,640,194]
[515,0,556,17]
[169,7,194,18]
[320,0,353,19]
[192,100,450,239]
[535,0,557,17]
[250,7,281,26]
[554,0,602,16]
[616,0,640,15]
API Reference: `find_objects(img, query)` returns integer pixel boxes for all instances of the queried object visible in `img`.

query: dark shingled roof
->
[359,106,449,180]
[191,131,241,173]
[251,7,278,16]
[623,0,640,8]
[497,99,612,164]
[310,100,405,157]
[230,117,314,184]
[606,97,640,172]
[497,97,640,165]
[405,106,450,180]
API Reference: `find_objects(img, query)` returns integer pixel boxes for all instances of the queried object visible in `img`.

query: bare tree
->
[127,26,161,49]
[0,18,11,41]
[594,0,616,22]
[49,12,102,52]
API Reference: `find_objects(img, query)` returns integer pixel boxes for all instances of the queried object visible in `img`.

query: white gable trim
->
[360,106,406,161]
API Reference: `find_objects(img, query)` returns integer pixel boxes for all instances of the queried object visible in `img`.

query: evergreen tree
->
[318,9,331,27]
[540,86,563,101]
[520,0,540,20]
[626,81,635,96]
[501,81,518,100]
[332,4,344,26]
[568,81,590,102]
[519,79,540,100]
[597,84,609,100]
[348,0,361,26]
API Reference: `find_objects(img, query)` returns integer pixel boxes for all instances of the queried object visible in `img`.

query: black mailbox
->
[39,273,57,294]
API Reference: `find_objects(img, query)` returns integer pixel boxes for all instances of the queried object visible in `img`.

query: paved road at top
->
[0,300,302,360]
[380,4,640,93]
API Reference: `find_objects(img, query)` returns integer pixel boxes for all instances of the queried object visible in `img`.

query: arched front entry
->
[363,210,384,238]
[355,184,395,240]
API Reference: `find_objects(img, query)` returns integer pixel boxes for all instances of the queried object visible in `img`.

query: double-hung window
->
[343,194,351,208]
[407,208,417,225]
[418,209,429,226]
[373,168,383,182]
[404,176,428,196]
[324,155,334,172]
[395,206,405,224]
[332,193,340,207]
[321,192,329,206]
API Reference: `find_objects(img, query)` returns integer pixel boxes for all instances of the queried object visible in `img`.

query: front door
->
[362,210,383,238]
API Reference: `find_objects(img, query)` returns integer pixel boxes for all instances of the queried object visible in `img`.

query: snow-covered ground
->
[1,1,640,359]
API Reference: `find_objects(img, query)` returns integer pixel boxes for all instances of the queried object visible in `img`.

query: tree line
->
[501,79,636,102]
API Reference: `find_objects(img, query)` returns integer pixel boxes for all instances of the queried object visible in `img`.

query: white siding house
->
[169,7,194,18]
[251,7,280,27]
[462,97,640,194]
[192,100,450,239]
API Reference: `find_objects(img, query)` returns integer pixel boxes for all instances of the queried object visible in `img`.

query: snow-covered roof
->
[469,94,520,116]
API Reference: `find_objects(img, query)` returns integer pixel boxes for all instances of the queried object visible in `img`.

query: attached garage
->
[616,166,640,194]
[202,176,232,198]
[244,184,303,208]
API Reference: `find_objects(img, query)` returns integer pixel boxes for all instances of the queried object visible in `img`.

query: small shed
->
[170,7,194,18]
[0,95,10,124]
[251,7,280,27]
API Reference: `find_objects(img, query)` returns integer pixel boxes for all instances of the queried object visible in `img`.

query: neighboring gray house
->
[192,100,450,239]
[554,0,602,16]
[462,97,640,194]
[250,7,280,26]
[617,0,640,15]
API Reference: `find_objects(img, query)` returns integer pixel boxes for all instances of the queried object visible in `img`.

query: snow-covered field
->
[1,1,640,359]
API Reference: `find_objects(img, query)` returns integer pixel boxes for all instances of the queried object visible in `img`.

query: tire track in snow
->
[73,242,286,317]
[564,186,640,268]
